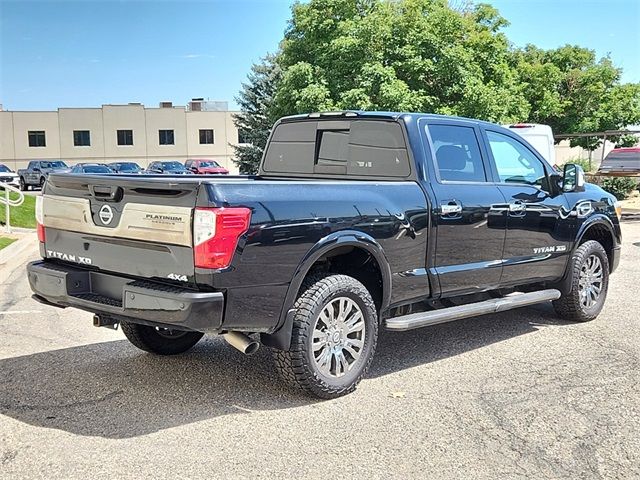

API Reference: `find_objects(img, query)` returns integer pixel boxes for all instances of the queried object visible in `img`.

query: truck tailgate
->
[40,173,202,285]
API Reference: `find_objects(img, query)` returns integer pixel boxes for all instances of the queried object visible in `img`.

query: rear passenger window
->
[428,125,487,182]
[262,120,410,178]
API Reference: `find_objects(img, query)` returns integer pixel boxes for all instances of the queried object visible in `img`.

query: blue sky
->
[1,0,639,111]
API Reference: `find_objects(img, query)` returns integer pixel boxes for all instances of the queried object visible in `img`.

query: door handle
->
[440,201,462,216]
[508,201,526,213]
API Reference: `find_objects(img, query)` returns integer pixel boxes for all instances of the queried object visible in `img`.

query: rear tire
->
[272,274,378,399]
[553,240,609,322]
[121,321,204,355]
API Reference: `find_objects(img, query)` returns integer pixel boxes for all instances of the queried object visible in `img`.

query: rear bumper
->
[27,261,224,332]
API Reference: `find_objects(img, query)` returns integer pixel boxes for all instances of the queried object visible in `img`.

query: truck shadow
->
[0,303,568,439]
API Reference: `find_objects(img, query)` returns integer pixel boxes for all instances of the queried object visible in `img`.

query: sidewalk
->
[0,230,38,275]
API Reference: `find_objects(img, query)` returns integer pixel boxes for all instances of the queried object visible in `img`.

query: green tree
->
[232,54,282,174]
[273,0,528,122]
[615,134,639,148]
[514,45,640,144]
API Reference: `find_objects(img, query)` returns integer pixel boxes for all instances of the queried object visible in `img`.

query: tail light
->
[35,195,45,243]
[193,207,251,269]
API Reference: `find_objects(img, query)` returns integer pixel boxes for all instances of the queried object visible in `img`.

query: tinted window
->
[428,125,487,182]
[159,129,174,145]
[161,161,185,170]
[317,130,349,166]
[487,131,547,186]
[28,131,46,147]
[199,129,214,144]
[0,165,10,173]
[117,130,133,146]
[119,163,140,172]
[83,165,110,173]
[263,120,410,178]
[73,130,91,146]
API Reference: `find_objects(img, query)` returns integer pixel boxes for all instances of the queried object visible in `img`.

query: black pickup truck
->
[27,111,622,398]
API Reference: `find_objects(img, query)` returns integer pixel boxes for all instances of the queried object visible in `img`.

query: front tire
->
[39,177,46,189]
[120,321,204,355]
[19,177,27,191]
[553,240,609,322]
[273,274,379,399]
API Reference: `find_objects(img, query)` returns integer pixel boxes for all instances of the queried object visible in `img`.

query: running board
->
[385,289,561,331]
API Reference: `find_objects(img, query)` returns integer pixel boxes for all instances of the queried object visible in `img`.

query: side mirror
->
[562,163,586,193]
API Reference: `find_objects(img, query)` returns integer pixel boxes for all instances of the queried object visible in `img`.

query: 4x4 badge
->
[99,204,114,225]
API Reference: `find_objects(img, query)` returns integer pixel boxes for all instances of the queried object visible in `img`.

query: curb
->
[0,231,38,273]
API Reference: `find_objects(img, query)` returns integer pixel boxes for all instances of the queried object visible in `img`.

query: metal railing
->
[0,181,25,233]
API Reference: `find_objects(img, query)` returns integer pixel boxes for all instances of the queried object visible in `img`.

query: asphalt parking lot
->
[1,223,638,479]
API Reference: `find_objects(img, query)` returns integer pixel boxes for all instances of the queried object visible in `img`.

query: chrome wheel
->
[312,297,366,378]
[579,254,603,308]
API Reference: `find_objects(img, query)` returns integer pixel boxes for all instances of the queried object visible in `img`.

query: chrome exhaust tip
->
[223,331,260,355]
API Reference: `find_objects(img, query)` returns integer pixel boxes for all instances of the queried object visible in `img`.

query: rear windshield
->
[117,163,140,172]
[84,165,111,173]
[42,161,68,168]
[162,162,186,170]
[262,119,411,178]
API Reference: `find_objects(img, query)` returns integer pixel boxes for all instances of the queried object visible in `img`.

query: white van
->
[504,123,556,165]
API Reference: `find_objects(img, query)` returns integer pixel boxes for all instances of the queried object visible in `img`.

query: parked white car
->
[504,123,556,165]
[0,164,20,188]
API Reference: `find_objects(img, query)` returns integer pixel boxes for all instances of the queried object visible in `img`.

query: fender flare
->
[554,214,618,295]
[261,230,392,350]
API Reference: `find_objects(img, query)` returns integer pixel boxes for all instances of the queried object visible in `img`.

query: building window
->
[73,130,91,146]
[237,129,250,144]
[159,129,175,145]
[117,130,134,146]
[199,129,214,144]
[28,131,46,147]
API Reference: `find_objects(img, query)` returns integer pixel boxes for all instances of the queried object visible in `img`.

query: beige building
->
[0,100,243,173]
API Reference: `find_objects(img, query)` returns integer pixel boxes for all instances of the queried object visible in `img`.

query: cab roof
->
[279,110,498,128]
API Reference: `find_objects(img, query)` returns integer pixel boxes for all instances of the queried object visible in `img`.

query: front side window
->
[73,130,91,146]
[28,131,46,147]
[428,125,487,182]
[159,129,174,145]
[199,129,214,144]
[117,130,134,146]
[486,131,547,187]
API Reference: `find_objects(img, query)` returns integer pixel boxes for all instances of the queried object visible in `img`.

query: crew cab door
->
[482,128,571,285]
[422,120,507,297]
[27,161,39,183]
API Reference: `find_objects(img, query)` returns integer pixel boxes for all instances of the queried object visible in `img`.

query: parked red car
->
[184,159,229,174]
[597,147,640,176]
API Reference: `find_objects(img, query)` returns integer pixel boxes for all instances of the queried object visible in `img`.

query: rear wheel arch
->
[261,231,392,351]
